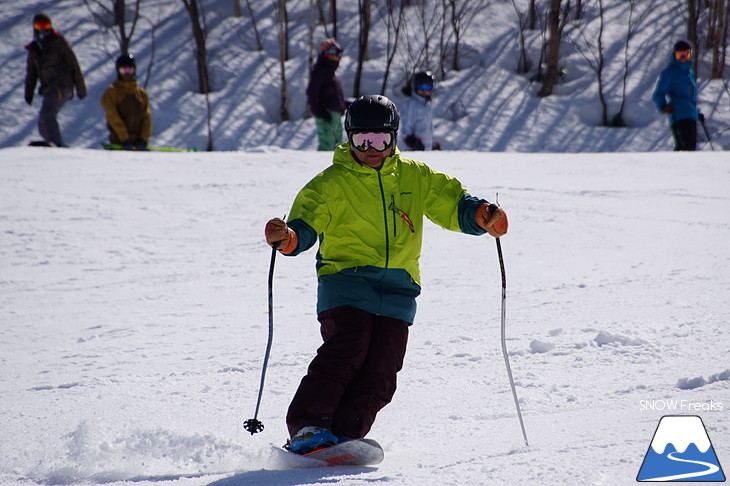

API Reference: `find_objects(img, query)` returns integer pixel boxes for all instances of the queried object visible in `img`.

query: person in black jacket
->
[24,13,86,147]
[306,38,347,151]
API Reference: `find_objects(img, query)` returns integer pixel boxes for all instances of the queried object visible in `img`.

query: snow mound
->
[677,369,730,390]
[593,331,647,347]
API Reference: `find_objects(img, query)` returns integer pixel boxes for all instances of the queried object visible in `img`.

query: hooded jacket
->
[100,79,152,144]
[306,55,347,118]
[284,143,487,323]
[652,52,697,125]
[399,94,434,151]
[24,31,86,103]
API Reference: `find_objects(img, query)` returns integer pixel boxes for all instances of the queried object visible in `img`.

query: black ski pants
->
[671,118,697,151]
[286,306,409,439]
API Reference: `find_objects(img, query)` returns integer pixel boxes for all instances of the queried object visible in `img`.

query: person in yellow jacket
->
[264,95,509,455]
[100,54,152,150]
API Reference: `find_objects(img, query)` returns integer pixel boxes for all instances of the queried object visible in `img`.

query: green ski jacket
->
[286,143,488,323]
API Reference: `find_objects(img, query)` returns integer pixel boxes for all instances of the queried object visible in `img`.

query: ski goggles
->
[323,45,343,57]
[675,49,692,61]
[33,20,52,30]
[350,132,394,152]
[415,82,433,93]
[118,66,135,75]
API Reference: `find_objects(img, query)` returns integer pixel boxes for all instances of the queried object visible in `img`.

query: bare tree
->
[233,0,241,17]
[330,0,338,40]
[613,0,653,126]
[276,0,290,121]
[353,0,371,97]
[537,0,563,97]
[707,0,730,79]
[180,0,213,150]
[528,0,538,30]
[447,0,491,71]
[83,0,141,55]
[511,0,532,74]
[687,0,700,77]
[243,0,264,51]
[376,0,406,95]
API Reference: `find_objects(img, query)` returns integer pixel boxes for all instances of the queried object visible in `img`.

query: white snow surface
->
[2,0,730,485]
[2,147,729,486]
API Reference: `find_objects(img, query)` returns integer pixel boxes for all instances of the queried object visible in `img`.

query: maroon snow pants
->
[286,306,409,439]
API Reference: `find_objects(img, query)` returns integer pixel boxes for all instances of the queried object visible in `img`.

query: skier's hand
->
[476,203,508,238]
[698,112,705,123]
[25,94,33,105]
[404,134,425,151]
[265,218,297,254]
[662,104,674,115]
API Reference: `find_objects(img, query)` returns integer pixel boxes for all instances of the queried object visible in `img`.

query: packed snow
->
[1,0,729,485]
[2,147,728,485]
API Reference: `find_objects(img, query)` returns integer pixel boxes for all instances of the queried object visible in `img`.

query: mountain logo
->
[637,415,725,482]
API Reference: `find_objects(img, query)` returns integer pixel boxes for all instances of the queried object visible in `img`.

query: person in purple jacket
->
[306,38,347,151]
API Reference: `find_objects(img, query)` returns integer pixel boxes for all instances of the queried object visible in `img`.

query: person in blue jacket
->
[652,40,699,151]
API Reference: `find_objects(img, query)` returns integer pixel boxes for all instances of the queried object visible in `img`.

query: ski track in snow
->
[1,148,729,486]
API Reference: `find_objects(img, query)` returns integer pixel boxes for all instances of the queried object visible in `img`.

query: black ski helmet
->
[413,71,434,91]
[116,53,136,79]
[673,39,692,52]
[345,95,400,137]
[32,13,53,45]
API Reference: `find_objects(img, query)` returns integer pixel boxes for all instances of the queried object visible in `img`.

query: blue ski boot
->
[287,426,338,455]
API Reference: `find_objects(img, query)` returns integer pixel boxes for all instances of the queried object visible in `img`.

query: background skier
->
[306,38,347,151]
[100,53,152,151]
[399,71,439,151]
[652,39,699,151]
[24,13,86,147]
[264,94,508,455]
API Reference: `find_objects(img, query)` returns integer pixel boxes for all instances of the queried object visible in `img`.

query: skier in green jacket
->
[264,95,508,455]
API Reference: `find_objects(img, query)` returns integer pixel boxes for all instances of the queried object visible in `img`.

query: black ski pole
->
[490,205,528,447]
[699,116,715,151]
[243,243,279,435]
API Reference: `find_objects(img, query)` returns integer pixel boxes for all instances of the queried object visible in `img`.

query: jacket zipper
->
[377,172,390,268]
[391,195,397,238]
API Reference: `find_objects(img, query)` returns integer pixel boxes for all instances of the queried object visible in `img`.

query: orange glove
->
[662,104,674,114]
[476,203,508,238]
[265,218,298,254]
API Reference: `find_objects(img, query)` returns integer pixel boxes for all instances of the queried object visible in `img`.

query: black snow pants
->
[286,306,409,439]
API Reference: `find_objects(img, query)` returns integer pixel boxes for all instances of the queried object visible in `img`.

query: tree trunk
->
[243,0,263,51]
[330,0,338,41]
[181,0,210,95]
[353,0,371,98]
[380,0,405,95]
[277,0,289,121]
[686,0,700,77]
[538,0,561,97]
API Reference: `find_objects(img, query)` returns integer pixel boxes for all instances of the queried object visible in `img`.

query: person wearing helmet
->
[264,95,508,454]
[24,13,87,147]
[400,70,439,151]
[652,40,700,151]
[100,53,152,150]
[306,38,347,150]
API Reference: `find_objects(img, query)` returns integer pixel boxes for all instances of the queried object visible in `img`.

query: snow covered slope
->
[1,0,728,151]
[1,146,728,485]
